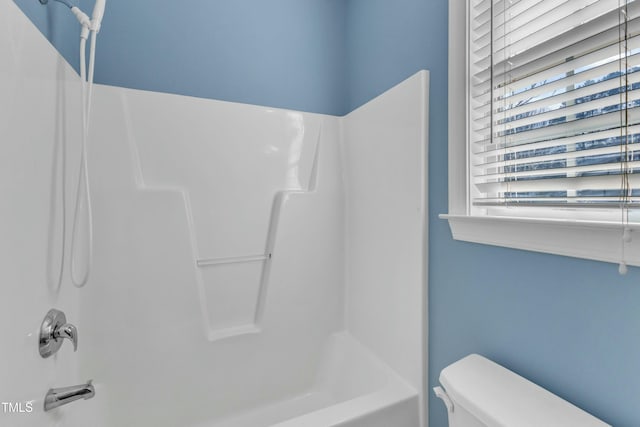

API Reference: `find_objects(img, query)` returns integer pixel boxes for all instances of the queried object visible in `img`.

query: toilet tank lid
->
[439,354,610,427]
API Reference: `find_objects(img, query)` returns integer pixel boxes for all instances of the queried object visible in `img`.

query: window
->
[444,0,640,269]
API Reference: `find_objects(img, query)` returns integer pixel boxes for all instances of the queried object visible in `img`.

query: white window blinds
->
[471,0,639,209]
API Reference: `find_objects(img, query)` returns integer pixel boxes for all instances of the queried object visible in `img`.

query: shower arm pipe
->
[39,0,74,9]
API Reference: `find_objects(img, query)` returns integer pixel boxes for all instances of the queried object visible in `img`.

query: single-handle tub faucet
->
[55,322,77,350]
[44,380,95,411]
[39,309,78,358]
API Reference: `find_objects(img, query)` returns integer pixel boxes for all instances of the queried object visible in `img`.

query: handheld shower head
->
[91,0,106,32]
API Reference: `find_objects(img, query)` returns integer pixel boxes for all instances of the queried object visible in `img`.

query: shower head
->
[91,0,106,32]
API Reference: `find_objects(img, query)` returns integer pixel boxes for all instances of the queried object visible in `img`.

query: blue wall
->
[345,0,443,113]
[13,0,640,426]
[14,0,348,115]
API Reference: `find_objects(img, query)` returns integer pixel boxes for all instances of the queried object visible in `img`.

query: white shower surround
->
[1,1,428,425]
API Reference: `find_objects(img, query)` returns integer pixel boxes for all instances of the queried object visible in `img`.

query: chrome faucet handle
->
[54,323,78,351]
[39,309,79,358]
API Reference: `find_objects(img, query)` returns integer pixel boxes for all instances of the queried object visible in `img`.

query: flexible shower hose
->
[70,28,97,288]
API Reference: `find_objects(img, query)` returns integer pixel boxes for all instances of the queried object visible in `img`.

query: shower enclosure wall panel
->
[342,70,429,424]
[79,85,347,426]
[78,78,427,427]
[0,1,102,425]
[4,2,428,425]
[109,89,331,339]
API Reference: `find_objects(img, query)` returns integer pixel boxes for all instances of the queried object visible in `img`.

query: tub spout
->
[44,380,95,411]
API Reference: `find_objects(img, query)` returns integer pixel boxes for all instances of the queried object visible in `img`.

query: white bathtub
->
[62,334,419,427]
[198,333,420,427]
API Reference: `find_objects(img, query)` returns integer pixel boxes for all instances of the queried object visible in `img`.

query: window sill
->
[440,214,640,267]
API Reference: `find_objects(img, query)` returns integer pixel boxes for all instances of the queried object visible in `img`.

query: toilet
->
[434,354,610,427]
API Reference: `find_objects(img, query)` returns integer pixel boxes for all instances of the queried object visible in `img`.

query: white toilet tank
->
[434,354,610,427]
